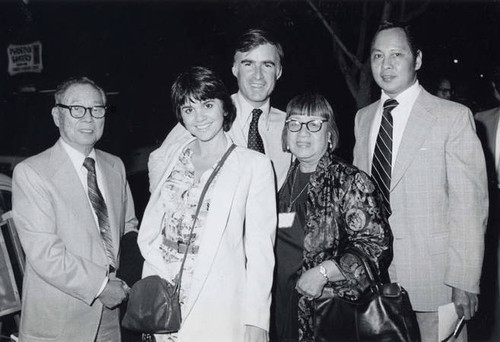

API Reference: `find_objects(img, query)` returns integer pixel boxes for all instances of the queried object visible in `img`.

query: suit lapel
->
[51,142,103,244]
[356,102,379,173]
[182,151,240,319]
[391,91,436,190]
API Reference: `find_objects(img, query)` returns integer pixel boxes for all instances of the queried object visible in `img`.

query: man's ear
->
[51,107,61,127]
[415,50,422,71]
[276,64,283,80]
[232,63,238,78]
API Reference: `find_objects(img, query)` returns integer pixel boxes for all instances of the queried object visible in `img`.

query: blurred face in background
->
[436,79,452,100]
[232,43,282,108]
[371,27,422,98]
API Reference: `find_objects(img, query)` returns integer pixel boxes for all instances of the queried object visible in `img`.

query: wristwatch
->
[319,264,329,282]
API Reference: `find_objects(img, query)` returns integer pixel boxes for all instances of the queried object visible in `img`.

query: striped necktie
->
[371,98,398,218]
[248,108,265,154]
[83,157,116,271]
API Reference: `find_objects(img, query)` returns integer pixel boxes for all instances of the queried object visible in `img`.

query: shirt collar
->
[236,91,271,122]
[380,80,421,107]
[59,138,97,171]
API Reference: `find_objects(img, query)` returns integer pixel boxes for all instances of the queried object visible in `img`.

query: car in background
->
[0,173,12,215]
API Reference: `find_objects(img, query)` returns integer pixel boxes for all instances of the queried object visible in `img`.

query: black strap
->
[174,143,237,292]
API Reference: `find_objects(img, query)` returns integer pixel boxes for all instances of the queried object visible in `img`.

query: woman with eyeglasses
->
[271,93,393,342]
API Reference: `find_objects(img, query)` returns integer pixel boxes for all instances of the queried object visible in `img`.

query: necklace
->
[287,166,310,212]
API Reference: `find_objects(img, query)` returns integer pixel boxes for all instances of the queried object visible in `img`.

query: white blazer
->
[138,134,277,342]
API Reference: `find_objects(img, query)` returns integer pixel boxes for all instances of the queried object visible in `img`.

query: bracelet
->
[319,264,329,282]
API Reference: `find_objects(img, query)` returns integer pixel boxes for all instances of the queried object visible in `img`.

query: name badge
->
[278,212,296,229]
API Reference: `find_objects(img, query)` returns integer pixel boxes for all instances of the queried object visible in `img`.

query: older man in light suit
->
[13,77,138,342]
[353,22,488,341]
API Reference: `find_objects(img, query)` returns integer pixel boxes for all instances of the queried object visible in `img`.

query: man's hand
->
[98,279,130,309]
[452,287,478,320]
[244,325,268,342]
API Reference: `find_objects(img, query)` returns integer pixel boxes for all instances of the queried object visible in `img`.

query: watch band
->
[319,264,329,282]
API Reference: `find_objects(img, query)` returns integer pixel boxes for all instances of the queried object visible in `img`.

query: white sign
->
[7,41,43,75]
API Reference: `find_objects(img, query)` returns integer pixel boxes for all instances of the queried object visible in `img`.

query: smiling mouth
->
[195,123,212,130]
[79,129,95,134]
[381,75,395,82]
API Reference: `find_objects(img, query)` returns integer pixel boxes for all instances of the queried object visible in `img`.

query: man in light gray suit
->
[353,22,488,341]
[13,77,138,342]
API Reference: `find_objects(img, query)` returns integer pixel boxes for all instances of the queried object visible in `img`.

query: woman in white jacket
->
[138,66,276,342]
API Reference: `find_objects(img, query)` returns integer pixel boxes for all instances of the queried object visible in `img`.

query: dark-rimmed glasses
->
[285,119,328,133]
[56,104,107,119]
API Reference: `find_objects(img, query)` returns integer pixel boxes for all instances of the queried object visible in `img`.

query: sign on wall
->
[7,41,43,75]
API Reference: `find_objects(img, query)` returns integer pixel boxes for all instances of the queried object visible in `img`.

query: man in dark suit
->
[475,67,500,342]
[13,77,138,342]
[353,22,488,341]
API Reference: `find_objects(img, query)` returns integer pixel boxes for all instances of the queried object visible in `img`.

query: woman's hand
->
[244,325,268,342]
[296,266,329,299]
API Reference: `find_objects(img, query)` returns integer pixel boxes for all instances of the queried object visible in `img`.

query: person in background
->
[138,66,276,342]
[475,66,500,342]
[435,76,453,100]
[353,21,488,341]
[272,92,392,342]
[150,28,291,191]
[12,77,138,342]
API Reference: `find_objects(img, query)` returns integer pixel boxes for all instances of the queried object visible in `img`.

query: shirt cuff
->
[96,276,109,298]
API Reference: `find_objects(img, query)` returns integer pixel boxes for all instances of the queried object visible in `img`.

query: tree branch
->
[402,0,431,22]
[305,0,363,69]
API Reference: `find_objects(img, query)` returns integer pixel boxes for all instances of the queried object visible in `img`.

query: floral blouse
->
[157,147,217,307]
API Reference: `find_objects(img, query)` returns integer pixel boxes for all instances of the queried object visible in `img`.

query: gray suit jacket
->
[13,140,138,342]
[353,89,488,311]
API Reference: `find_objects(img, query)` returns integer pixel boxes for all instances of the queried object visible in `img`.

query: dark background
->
[0,1,500,340]
[1,0,500,162]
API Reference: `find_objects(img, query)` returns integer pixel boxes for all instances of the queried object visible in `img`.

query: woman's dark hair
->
[281,92,339,152]
[171,66,236,132]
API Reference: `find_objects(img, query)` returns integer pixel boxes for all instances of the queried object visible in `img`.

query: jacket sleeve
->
[243,156,277,332]
[330,169,393,300]
[444,107,487,294]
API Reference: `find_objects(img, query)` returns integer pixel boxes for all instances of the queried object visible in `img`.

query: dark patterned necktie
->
[248,108,265,154]
[83,157,116,270]
[371,99,398,218]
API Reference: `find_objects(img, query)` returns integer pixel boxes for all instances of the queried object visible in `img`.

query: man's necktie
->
[83,157,116,271]
[371,99,398,218]
[248,108,265,154]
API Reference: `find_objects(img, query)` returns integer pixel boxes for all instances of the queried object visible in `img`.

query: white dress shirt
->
[368,81,422,170]
[229,92,292,189]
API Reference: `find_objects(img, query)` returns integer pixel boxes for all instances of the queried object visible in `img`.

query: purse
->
[314,248,421,342]
[122,143,236,334]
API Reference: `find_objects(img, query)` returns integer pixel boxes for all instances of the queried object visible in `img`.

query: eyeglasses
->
[56,104,107,119]
[285,119,328,133]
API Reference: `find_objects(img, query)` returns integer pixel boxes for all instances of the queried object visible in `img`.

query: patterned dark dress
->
[272,150,393,342]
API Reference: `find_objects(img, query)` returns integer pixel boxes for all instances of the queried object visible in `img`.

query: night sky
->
[0,0,499,162]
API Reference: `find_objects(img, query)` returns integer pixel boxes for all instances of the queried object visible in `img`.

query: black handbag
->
[314,248,421,342]
[122,144,236,334]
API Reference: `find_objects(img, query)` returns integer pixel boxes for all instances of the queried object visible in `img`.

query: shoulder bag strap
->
[174,143,237,291]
